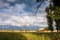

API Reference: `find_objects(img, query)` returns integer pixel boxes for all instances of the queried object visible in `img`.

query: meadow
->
[0,32,60,40]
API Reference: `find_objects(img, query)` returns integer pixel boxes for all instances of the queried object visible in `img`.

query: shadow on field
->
[0,32,27,40]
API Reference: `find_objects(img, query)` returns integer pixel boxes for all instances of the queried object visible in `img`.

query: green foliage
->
[52,7,60,30]
[52,0,60,7]
[53,7,60,20]
[46,0,60,31]
[46,5,54,31]
[36,0,60,31]
[52,0,60,31]
[46,15,53,31]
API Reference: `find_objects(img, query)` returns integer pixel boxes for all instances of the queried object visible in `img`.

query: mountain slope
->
[0,25,40,30]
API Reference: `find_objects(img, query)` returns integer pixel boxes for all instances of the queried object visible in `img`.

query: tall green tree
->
[36,0,54,31]
[53,7,60,31]
[46,0,60,31]
[36,0,60,31]
[46,6,54,31]
[51,0,60,31]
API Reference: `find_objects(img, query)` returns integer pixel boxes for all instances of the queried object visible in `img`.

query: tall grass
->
[0,32,60,40]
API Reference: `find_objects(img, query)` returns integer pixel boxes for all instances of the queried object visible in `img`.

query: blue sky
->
[0,0,50,29]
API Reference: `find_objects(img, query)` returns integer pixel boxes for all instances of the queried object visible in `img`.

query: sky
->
[0,0,50,29]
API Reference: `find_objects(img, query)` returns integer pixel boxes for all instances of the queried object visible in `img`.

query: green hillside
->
[0,32,60,40]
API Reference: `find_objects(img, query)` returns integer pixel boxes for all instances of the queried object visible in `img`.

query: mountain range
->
[0,25,41,30]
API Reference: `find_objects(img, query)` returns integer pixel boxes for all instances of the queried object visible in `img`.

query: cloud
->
[0,3,26,19]
[0,1,10,9]
[0,15,47,27]
[7,0,17,2]
[0,0,48,28]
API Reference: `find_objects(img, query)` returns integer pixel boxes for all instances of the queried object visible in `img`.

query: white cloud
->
[0,3,26,19]
[0,15,47,27]
[1,3,26,13]
[7,0,17,2]
[0,0,48,28]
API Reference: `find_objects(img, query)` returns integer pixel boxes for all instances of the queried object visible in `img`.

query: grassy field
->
[0,32,60,40]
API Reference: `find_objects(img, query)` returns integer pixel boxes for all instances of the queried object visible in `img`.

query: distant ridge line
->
[0,30,59,32]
